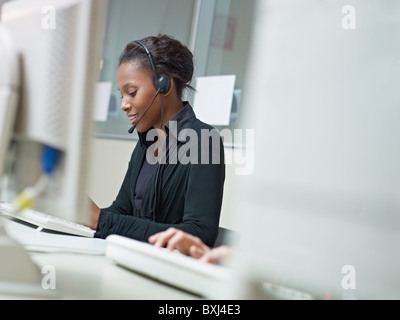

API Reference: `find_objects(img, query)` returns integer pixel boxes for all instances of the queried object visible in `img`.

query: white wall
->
[88,138,136,208]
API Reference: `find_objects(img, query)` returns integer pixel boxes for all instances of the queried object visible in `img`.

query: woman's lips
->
[129,114,139,125]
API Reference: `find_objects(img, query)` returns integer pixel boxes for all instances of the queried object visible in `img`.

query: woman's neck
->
[155,95,184,135]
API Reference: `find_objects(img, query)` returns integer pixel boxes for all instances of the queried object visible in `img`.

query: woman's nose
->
[121,98,131,112]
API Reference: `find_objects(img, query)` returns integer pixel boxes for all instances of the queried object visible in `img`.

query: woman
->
[91,34,225,247]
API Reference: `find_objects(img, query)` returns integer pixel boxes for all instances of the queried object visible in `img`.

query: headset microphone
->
[128,124,135,134]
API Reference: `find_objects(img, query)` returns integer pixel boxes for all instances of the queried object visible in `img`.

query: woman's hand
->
[199,245,232,264]
[88,197,101,230]
[148,227,234,264]
[148,227,210,259]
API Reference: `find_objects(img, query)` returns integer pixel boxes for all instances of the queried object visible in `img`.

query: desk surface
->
[1,217,198,300]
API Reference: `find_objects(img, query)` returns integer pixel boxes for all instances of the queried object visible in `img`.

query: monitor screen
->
[0,0,108,225]
[228,0,400,300]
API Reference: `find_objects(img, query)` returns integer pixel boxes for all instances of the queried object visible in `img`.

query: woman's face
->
[117,60,161,132]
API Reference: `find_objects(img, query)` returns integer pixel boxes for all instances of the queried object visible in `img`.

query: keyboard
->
[106,234,234,298]
[0,201,95,238]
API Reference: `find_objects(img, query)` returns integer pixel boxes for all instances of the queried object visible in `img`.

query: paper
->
[93,81,112,122]
[193,75,236,126]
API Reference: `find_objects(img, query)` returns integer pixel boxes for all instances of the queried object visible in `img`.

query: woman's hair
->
[119,34,194,99]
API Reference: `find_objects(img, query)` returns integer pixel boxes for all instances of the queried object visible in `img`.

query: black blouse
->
[95,103,225,247]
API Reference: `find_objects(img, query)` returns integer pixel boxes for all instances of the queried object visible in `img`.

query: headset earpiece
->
[157,74,171,94]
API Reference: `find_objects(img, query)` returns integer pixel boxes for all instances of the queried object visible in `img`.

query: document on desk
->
[193,75,236,126]
[2,218,106,255]
[93,81,112,122]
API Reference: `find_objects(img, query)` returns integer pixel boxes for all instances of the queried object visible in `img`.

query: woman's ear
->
[163,77,174,97]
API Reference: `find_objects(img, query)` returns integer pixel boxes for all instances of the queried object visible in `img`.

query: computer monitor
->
[0,0,108,225]
[0,24,19,182]
[226,0,400,300]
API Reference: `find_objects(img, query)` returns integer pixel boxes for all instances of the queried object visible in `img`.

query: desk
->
[1,217,198,300]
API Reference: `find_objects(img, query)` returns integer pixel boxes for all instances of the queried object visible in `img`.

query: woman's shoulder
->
[191,117,219,132]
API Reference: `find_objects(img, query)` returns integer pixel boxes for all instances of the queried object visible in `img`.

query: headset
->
[128,40,171,134]
[135,40,171,94]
